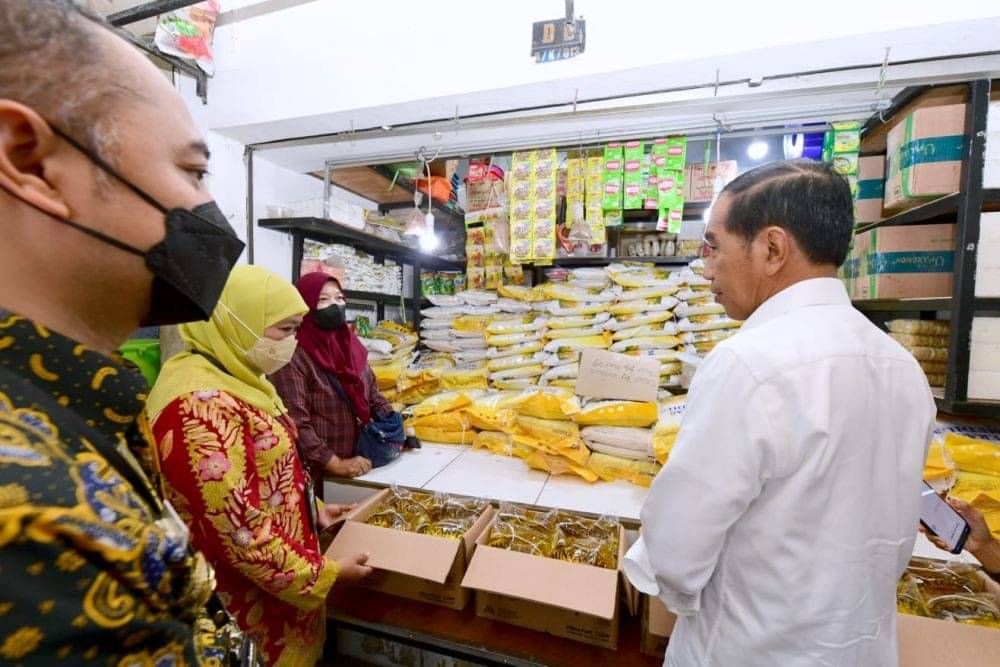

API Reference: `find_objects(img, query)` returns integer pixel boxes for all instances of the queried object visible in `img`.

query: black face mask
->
[0,124,245,326]
[313,303,346,331]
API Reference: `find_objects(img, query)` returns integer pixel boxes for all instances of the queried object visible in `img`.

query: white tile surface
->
[422,449,549,504]
[911,532,981,564]
[352,443,469,488]
[536,474,649,520]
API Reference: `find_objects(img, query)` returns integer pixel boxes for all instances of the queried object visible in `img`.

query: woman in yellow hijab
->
[147,265,371,667]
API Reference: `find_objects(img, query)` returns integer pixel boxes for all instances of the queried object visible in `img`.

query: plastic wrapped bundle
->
[587,452,661,487]
[573,399,659,428]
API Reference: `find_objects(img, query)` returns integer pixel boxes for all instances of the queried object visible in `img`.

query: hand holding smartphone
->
[920,481,971,554]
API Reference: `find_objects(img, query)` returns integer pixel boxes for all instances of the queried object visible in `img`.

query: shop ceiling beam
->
[106,0,203,26]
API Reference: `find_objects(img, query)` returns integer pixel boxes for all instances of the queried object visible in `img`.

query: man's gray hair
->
[0,0,134,162]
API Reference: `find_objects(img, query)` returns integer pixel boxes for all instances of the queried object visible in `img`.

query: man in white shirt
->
[625,159,936,666]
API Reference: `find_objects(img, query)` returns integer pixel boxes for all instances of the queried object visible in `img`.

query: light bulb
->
[419,230,439,251]
[747,140,769,161]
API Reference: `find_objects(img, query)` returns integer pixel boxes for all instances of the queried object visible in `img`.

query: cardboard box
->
[684,161,738,202]
[898,614,1000,666]
[326,488,494,610]
[853,224,956,300]
[855,155,886,224]
[885,104,966,211]
[639,594,678,658]
[461,517,627,649]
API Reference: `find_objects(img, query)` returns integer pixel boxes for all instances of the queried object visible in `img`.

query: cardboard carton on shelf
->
[639,594,678,658]
[884,104,967,211]
[684,161,738,203]
[852,223,956,300]
[461,516,629,649]
[855,155,886,224]
[326,488,495,610]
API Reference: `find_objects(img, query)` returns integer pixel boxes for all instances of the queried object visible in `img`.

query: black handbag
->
[324,371,404,467]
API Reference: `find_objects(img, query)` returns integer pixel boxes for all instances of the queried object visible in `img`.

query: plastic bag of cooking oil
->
[407,410,470,432]
[897,573,929,617]
[399,355,454,391]
[610,336,682,353]
[677,316,742,333]
[547,312,611,330]
[587,452,661,487]
[451,315,494,333]
[541,283,615,303]
[675,302,726,318]
[524,449,598,482]
[546,302,608,317]
[487,340,544,359]
[927,593,1000,628]
[573,400,659,428]
[543,334,612,355]
[606,311,675,331]
[489,364,545,383]
[517,386,582,420]
[486,353,547,373]
[923,437,956,491]
[544,324,608,340]
[552,511,620,569]
[905,346,949,363]
[463,390,532,431]
[411,426,475,445]
[440,362,489,391]
[410,389,485,417]
[488,503,563,556]
[486,315,549,335]
[612,322,679,342]
[888,319,950,336]
[608,298,676,316]
[616,285,682,301]
[539,364,579,385]
[486,330,544,348]
[942,432,1000,476]
[542,351,581,367]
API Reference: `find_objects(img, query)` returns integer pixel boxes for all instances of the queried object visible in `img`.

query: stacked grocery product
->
[509,148,558,264]
[676,260,741,356]
[364,322,418,406]
[897,557,1000,628]
[487,502,620,569]
[304,240,403,295]
[420,270,467,296]
[887,319,950,388]
[922,426,1000,538]
[365,486,489,539]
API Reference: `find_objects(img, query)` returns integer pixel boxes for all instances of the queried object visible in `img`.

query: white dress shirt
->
[625,278,936,667]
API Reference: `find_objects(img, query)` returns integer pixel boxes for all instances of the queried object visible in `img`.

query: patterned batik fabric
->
[151,390,338,667]
[0,313,216,665]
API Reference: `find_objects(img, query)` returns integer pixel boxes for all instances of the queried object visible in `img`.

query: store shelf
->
[620,201,711,223]
[935,392,1000,418]
[854,189,1000,235]
[344,289,405,304]
[852,298,1000,312]
[370,165,466,224]
[551,255,697,267]
[258,217,464,270]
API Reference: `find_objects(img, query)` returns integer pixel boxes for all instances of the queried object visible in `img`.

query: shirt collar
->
[741,277,849,332]
[0,312,146,436]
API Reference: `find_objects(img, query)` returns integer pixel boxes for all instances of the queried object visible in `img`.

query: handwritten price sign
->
[575,349,659,403]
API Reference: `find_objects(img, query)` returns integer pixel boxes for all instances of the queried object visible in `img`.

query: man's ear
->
[0,100,71,219]
[762,226,790,277]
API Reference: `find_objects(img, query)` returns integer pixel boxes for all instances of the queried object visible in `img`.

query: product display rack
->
[851,79,999,416]
[258,217,463,325]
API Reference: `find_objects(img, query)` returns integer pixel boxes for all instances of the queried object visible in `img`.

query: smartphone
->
[919,482,970,554]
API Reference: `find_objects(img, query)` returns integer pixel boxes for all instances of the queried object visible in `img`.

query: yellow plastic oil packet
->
[616,285,682,301]
[515,414,581,446]
[440,362,489,391]
[487,340,545,359]
[407,411,471,431]
[463,391,533,430]
[606,311,675,331]
[609,298,677,316]
[611,322,679,341]
[486,353,547,373]
[573,400,659,428]
[486,315,549,335]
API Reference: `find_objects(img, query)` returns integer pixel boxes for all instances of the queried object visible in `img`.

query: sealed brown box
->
[326,488,494,610]
[853,223,956,300]
[685,161,738,202]
[898,613,1000,666]
[855,155,886,224]
[639,594,678,658]
[885,104,966,211]
[461,517,627,649]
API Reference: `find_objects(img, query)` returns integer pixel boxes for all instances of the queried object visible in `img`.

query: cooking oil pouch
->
[926,593,1000,628]
[606,311,675,331]
[463,391,533,431]
[612,322,679,342]
[888,319,950,336]
[897,573,929,617]
[411,426,475,445]
[440,362,489,391]
[488,504,563,557]
[906,558,985,596]
[486,330,544,348]
[573,399,659,428]
[524,449,598,482]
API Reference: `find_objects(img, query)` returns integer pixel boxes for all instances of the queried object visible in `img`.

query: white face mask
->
[216,303,298,375]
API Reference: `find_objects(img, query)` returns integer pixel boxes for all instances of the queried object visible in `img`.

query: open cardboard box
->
[326,487,494,610]
[639,594,678,658]
[460,514,628,649]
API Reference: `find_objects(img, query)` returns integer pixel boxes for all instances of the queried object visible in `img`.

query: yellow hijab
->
[147,265,308,418]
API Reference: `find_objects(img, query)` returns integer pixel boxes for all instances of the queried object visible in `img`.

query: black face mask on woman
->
[0,123,245,326]
[313,304,346,331]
